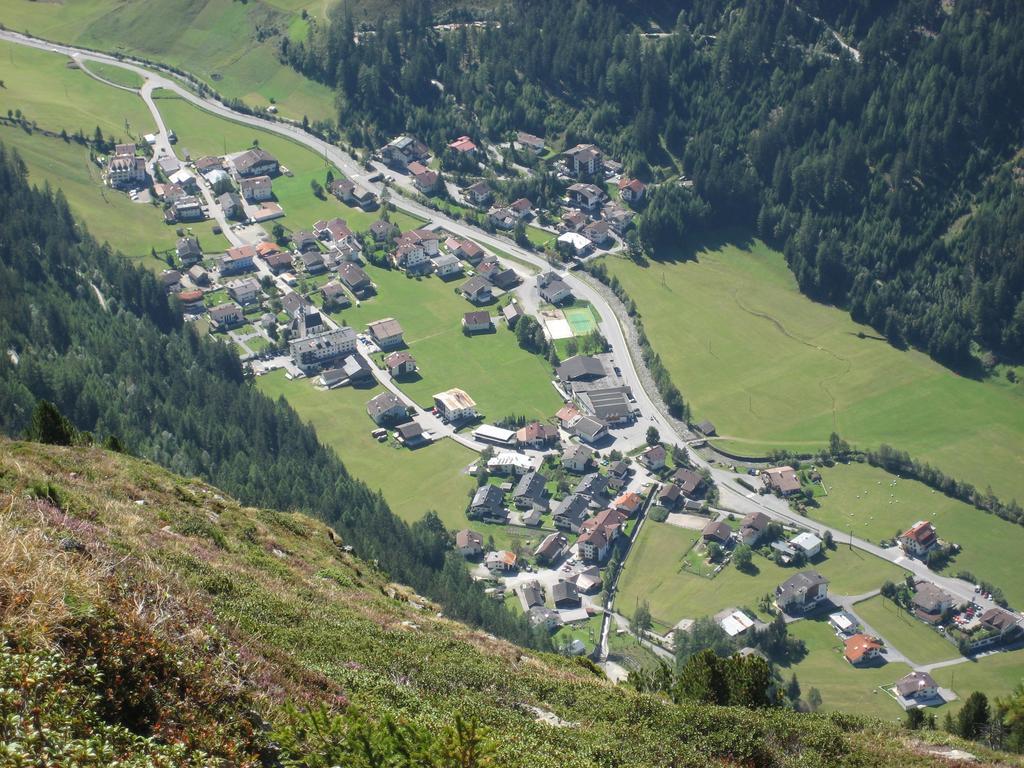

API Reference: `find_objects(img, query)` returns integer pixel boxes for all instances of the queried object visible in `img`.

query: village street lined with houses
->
[2,27,1022,722]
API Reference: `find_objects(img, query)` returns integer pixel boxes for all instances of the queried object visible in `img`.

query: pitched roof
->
[455,529,483,549]
[385,351,415,368]
[366,391,405,420]
[895,671,937,697]
[612,492,643,514]
[672,468,703,495]
[900,520,937,546]
[702,521,732,543]
[463,310,491,326]
[367,317,403,339]
[551,580,580,604]
[535,532,568,560]
[844,634,882,664]
[556,355,605,381]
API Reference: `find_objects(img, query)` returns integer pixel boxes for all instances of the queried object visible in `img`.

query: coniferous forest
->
[283,0,1024,367]
[0,144,544,649]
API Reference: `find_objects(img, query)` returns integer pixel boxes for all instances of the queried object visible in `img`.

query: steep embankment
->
[0,439,1013,767]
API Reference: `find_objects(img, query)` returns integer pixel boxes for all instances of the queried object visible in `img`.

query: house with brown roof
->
[484,549,517,574]
[975,607,1024,648]
[534,532,568,565]
[762,466,802,496]
[455,529,483,558]
[502,301,525,327]
[612,491,643,517]
[413,168,441,194]
[208,302,243,330]
[516,421,559,449]
[459,275,493,304]
[898,521,938,558]
[385,351,417,377]
[672,468,704,497]
[775,571,829,614]
[233,147,279,178]
[739,511,771,546]
[567,183,605,213]
[638,444,667,471]
[463,180,492,206]
[894,672,940,707]
[564,143,603,177]
[370,219,399,243]
[367,317,404,349]
[578,508,627,563]
[462,311,492,334]
[515,131,546,154]
[702,521,732,546]
[617,176,647,203]
[240,175,273,202]
[657,483,682,509]
[447,238,485,264]
[844,634,883,665]
[449,135,478,155]
[320,281,351,310]
[911,581,956,624]
[340,262,373,297]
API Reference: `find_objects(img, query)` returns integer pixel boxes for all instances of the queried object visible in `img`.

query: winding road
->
[1,29,996,639]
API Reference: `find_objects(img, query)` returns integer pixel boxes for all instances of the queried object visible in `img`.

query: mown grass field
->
[602,242,1024,503]
[0,41,229,265]
[853,595,960,666]
[326,263,562,421]
[0,40,154,140]
[928,648,1024,715]
[614,520,908,632]
[0,0,336,123]
[783,617,911,720]
[809,462,1024,609]
[83,60,145,90]
[255,369,477,526]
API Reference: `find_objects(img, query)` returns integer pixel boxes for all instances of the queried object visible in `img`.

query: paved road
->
[2,30,995,623]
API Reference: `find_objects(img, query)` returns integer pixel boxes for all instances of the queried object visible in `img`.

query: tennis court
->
[563,304,599,335]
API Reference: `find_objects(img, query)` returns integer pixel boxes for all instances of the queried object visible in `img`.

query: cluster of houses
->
[554,354,636,445]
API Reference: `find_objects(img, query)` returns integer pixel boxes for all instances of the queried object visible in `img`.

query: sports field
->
[809,462,1024,609]
[0,0,336,123]
[323,264,562,420]
[563,303,600,335]
[852,595,960,666]
[602,242,1024,502]
[783,617,910,720]
[614,520,908,632]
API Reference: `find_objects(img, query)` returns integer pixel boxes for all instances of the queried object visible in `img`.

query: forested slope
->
[285,0,1024,367]
[0,143,540,648]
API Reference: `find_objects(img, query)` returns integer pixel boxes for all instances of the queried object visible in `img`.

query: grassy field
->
[326,264,562,421]
[602,242,1024,503]
[83,60,145,90]
[783,618,911,720]
[0,127,228,268]
[255,369,478,526]
[809,462,1024,608]
[853,596,960,666]
[0,0,336,123]
[615,520,908,631]
[928,649,1024,714]
[0,40,154,140]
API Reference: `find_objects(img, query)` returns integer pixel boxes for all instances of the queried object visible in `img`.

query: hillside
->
[0,438,1013,767]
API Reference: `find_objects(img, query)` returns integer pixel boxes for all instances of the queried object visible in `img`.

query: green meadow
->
[0,0,336,123]
[256,370,477,526]
[82,60,145,90]
[852,595,960,666]
[0,41,228,266]
[614,520,908,632]
[928,649,1024,715]
[783,618,910,720]
[0,40,154,140]
[323,263,562,421]
[602,242,1024,502]
[809,462,1024,609]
